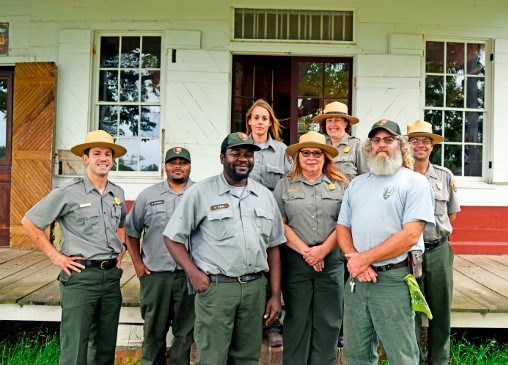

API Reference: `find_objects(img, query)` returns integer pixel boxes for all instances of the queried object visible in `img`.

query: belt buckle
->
[100,260,109,270]
[237,276,247,284]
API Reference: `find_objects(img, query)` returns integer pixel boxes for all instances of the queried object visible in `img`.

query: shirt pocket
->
[255,207,274,239]
[321,191,343,220]
[266,164,285,175]
[146,204,168,228]
[111,204,122,228]
[433,192,449,216]
[281,191,305,216]
[74,207,101,235]
[206,209,235,241]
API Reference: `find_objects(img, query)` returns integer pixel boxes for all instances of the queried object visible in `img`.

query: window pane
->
[464,145,482,177]
[119,106,139,137]
[120,70,139,102]
[243,11,254,39]
[467,43,485,76]
[234,63,254,97]
[140,106,160,137]
[425,76,444,107]
[254,67,273,100]
[430,144,442,166]
[465,112,483,143]
[426,41,444,73]
[100,37,119,67]
[299,62,323,97]
[99,105,119,135]
[141,37,161,68]
[444,110,463,143]
[444,144,462,176]
[324,63,349,99]
[256,12,266,39]
[98,71,118,102]
[140,138,160,171]
[466,77,484,109]
[424,109,443,137]
[117,138,138,171]
[0,79,6,159]
[121,37,140,68]
[447,42,464,74]
[446,75,464,108]
[141,70,160,102]
[297,98,320,136]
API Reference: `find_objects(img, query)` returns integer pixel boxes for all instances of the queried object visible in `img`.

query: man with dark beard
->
[337,120,435,365]
[126,147,195,365]
[163,132,286,365]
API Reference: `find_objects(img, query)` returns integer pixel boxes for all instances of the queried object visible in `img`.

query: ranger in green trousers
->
[21,130,128,365]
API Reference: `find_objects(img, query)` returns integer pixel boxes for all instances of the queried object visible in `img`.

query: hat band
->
[325,111,347,115]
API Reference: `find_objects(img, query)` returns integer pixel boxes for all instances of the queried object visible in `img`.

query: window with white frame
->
[95,34,162,173]
[424,40,486,177]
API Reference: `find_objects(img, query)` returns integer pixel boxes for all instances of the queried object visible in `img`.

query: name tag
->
[149,200,164,206]
[210,203,230,211]
[79,203,92,208]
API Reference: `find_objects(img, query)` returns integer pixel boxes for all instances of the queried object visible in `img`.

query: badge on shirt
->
[149,200,164,206]
[383,186,395,200]
[210,203,230,211]
[343,146,350,154]
[79,203,92,208]
[436,183,443,190]
[328,183,335,191]
[114,197,122,205]
[451,180,457,192]
[287,188,299,193]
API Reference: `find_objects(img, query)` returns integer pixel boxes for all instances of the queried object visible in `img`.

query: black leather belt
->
[371,258,408,272]
[424,236,448,250]
[208,272,262,284]
[75,258,117,270]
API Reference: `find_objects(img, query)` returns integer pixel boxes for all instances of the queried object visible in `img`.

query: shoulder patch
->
[450,180,457,192]
[149,200,164,206]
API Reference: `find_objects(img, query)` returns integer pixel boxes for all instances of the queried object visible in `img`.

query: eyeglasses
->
[300,150,323,158]
[370,137,398,144]
[409,138,432,146]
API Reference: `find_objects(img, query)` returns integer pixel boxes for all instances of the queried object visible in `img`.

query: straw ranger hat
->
[312,101,359,125]
[406,120,444,145]
[286,131,339,159]
[70,130,127,157]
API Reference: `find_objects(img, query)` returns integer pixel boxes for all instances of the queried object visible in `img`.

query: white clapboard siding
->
[492,39,508,183]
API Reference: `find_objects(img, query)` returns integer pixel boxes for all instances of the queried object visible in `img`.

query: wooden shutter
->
[10,62,56,249]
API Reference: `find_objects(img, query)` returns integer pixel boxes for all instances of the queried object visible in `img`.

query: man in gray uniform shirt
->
[21,130,127,365]
[126,147,195,365]
[407,120,460,365]
[163,132,286,365]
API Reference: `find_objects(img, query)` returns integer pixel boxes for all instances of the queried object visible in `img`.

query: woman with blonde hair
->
[273,131,348,365]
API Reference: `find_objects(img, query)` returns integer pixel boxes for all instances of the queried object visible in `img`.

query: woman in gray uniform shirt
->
[246,99,291,191]
[313,101,368,181]
[273,131,348,365]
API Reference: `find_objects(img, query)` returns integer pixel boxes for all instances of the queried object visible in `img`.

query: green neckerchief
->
[403,274,433,319]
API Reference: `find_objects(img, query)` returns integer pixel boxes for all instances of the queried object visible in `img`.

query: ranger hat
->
[70,130,127,158]
[312,101,359,125]
[368,119,401,138]
[286,131,339,159]
[165,147,191,163]
[220,132,261,154]
[406,120,444,145]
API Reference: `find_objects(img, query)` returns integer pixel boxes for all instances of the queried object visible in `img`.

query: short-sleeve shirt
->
[250,135,292,190]
[163,173,286,276]
[337,167,435,266]
[126,179,195,271]
[274,174,345,246]
[330,133,369,181]
[423,164,461,241]
[25,175,126,260]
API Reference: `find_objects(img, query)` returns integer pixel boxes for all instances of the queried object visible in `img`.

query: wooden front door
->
[0,68,13,246]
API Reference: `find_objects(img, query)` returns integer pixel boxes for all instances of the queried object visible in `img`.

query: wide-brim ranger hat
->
[406,120,445,145]
[286,131,339,159]
[368,119,401,138]
[70,130,127,158]
[221,132,261,154]
[165,147,191,163]
[312,101,359,125]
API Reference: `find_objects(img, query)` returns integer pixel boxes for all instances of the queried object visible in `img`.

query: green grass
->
[0,334,59,365]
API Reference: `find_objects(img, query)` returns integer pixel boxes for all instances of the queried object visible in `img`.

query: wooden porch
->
[0,248,507,347]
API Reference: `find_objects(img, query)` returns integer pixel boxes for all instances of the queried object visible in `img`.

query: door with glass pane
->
[0,69,13,246]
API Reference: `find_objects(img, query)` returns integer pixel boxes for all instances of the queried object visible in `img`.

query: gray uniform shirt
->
[126,179,195,272]
[163,173,286,277]
[274,174,345,246]
[423,164,461,241]
[250,135,292,190]
[25,175,126,260]
[330,133,369,181]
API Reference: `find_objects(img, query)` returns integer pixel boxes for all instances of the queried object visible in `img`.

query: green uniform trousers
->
[139,271,195,365]
[194,275,266,365]
[282,246,344,365]
[58,267,123,365]
[415,241,454,365]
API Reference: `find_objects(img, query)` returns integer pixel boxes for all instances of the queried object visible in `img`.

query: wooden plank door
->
[10,62,56,249]
[0,69,13,246]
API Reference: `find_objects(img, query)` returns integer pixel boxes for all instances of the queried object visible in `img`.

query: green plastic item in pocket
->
[403,274,433,319]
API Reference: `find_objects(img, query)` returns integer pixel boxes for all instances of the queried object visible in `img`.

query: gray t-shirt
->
[126,179,194,271]
[25,175,126,260]
[338,167,435,266]
[163,173,286,276]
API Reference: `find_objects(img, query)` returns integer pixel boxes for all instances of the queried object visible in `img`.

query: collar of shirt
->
[253,134,277,151]
[328,132,351,147]
[293,173,330,186]
[425,163,438,180]
[218,173,260,197]
[162,179,194,195]
[83,173,115,196]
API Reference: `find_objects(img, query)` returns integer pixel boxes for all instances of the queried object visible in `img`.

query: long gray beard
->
[367,149,403,176]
